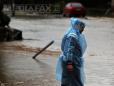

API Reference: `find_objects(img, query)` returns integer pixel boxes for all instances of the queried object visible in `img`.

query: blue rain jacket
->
[56,18,87,85]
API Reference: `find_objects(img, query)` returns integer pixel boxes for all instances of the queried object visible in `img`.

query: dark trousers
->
[61,61,83,86]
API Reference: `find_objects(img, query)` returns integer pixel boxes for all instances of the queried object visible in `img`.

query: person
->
[56,18,87,86]
[0,3,11,28]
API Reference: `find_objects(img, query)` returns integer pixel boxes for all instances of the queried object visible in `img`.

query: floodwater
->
[0,17,114,86]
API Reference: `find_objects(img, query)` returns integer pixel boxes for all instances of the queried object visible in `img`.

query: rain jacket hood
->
[65,18,85,36]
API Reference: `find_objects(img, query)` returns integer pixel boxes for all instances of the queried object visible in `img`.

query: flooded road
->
[0,49,58,86]
[0,17,114,86]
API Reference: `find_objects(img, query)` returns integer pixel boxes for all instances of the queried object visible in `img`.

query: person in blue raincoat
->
[56,18,87,86]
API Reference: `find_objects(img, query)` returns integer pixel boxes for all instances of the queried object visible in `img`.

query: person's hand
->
[67,61,74,72]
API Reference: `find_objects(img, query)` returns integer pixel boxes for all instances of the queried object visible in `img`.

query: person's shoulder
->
[67,32,78,40]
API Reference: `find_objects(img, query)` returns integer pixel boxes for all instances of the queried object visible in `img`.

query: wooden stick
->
[32,40,54,59]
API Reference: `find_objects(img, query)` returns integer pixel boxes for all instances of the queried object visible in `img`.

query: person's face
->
[79,23,85,33]
[75,24,85,34]
[79,27,84,33]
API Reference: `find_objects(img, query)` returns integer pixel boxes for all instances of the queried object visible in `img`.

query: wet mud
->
[0,44,59,86]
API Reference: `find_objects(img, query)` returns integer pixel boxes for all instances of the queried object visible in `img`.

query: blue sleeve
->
[61,35,67,51]
[66,36,82,62]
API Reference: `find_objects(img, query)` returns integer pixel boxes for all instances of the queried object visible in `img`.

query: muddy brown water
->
[0,44,60,86]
